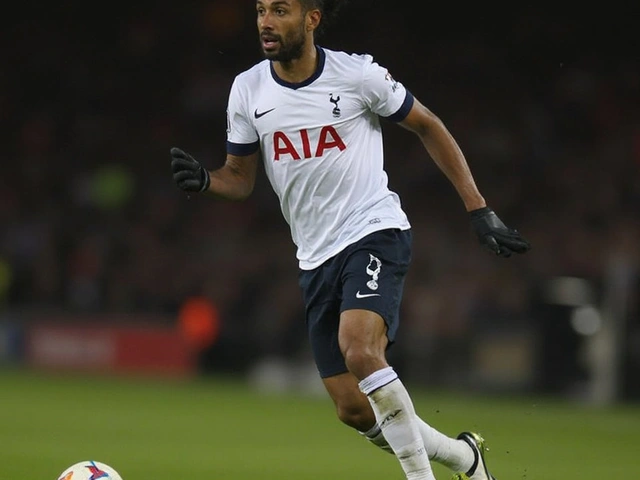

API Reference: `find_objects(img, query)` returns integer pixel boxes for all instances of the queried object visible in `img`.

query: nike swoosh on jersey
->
[254,107,276,119]
[355,291,381,298]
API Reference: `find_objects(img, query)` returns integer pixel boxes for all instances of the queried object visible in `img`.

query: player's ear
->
[306,9,321,32]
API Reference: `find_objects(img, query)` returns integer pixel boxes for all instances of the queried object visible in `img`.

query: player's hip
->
[298,227,412,308]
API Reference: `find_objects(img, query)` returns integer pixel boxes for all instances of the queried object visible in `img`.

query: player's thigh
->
[338,308,388,369]
[340,228,412,347]
[299,263,348,378]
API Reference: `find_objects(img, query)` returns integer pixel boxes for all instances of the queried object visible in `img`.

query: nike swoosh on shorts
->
[356,291,381,298]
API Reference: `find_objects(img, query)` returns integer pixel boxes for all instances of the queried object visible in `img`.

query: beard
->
[261,24,306,62]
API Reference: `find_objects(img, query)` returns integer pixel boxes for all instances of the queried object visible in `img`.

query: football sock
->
[359,367,435,480]
[415,417,474,472]
[361,415,474,472]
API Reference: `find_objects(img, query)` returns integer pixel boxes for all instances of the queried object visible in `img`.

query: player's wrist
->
[199,168,211,193]
[468,206,492,219]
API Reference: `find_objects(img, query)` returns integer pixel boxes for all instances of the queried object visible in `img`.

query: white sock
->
[416,418,474,472]
[361,417,474,472]
[359,367,435,480]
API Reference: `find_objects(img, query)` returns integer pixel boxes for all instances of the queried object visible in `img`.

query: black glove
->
[170,147,211,193]
[469,207,531,258]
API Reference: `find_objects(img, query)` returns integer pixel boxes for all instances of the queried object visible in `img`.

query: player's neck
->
[272,43,318,84]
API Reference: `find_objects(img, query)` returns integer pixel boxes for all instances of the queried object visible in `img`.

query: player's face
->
[256,0,308,62]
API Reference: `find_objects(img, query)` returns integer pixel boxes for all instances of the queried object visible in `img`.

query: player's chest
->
[252,88,361,135]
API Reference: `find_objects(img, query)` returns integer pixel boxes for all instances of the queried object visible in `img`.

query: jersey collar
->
[269,46,326,90]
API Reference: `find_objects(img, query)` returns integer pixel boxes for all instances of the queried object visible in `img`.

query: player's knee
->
[343,347,386,380]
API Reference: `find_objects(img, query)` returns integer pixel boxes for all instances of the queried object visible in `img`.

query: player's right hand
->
[170,147,211,193]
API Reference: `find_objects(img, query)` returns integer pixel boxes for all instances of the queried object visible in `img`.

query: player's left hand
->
[469,207,531,258]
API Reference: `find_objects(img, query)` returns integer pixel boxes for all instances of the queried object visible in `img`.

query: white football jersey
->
[226,46,413,270]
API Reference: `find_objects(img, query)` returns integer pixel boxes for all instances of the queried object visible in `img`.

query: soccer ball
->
[57,460,124,480]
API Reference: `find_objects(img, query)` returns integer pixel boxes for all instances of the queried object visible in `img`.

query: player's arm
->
[398,98,485,212]
[208,152,259,200]
[398,97,531,257]
[170,148,259,201]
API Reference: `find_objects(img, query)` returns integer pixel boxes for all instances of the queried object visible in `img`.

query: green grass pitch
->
[1,367,638,479]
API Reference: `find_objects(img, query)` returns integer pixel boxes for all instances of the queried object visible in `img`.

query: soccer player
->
[170,1,531,479]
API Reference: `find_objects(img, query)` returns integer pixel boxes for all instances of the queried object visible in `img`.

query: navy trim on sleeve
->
[226,140,260,156]
[384,91,415,123]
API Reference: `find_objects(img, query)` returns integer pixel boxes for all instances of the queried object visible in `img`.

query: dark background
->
[1,2,639,400]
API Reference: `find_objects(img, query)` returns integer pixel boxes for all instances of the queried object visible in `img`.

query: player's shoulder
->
[322,47,376,71]
[321,47,383,89]
[232,59,271,90]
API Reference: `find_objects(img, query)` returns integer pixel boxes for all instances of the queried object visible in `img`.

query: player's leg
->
[337,229,494,479]
[299,229,492,479]
[337,308,435,480]
[323,370,492,479]
[322,371,393,453]
[299,231,431,479]
[335,229,437,479]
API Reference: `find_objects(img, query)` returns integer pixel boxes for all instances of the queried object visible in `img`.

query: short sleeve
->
[361,58,414,122]
[226,77,260,156]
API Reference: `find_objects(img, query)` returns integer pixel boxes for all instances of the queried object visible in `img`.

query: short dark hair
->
[299,0,348,36]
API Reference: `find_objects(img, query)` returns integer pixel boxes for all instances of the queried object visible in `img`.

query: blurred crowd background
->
[1,2,639,400]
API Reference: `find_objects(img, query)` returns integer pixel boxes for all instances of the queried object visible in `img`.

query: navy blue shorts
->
[298,228,412,378]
